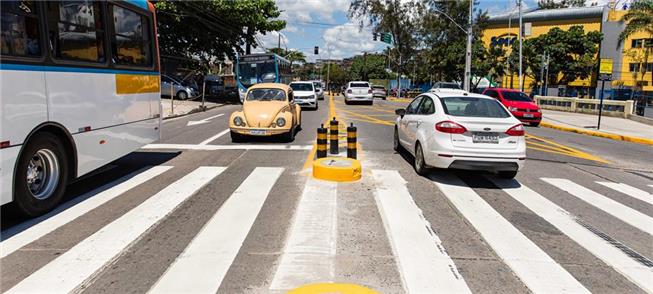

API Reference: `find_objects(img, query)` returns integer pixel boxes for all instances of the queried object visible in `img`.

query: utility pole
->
[540,52,546,95]
[463,0,473,92]
[518,0,523,92]
[278,33,281,51]
[544,53,549,95]
[245,27,252,55]
[362,52,367,81]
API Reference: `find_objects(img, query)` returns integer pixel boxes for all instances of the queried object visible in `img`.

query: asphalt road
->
[1,95,652,293]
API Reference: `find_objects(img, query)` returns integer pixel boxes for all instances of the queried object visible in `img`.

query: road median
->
[540,121,653,146]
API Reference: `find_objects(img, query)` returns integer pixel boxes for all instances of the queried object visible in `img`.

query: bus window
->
[1,1,42,57]
[111,4,151,67]
[46,0,106,63]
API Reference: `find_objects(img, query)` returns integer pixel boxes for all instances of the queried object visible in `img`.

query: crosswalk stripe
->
[491,177,653,293]
[6,166,225,294]
[269,177,337,292]
[542,178,653,236]
[595,181,653,205]
[199,129,230,145]
[149,167,284,293]
[0,166,172,259]
[372,170,471,293]
[432,174,589,293]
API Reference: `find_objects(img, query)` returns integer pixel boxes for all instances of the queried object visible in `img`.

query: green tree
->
[419,0,491,85]
[321,63,349,88]
[348,53,390,80]
[619,0,653,85]
[349,0,420,91]
[538,0,585,9]
[508,25,602,90]
[268,48,307,67]
[155,0,285,69]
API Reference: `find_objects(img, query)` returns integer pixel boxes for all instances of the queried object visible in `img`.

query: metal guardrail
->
[534,95,635,118]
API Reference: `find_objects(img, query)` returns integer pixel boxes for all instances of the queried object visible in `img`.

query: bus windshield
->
[238,61,277,87]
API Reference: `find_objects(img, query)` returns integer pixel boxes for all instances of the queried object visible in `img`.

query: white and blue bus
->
[0,0,160,216]
[236,53,291,102]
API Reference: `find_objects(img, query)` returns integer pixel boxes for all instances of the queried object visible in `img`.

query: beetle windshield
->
[246,88,286,101]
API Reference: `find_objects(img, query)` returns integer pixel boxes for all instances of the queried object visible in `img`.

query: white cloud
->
[320,22,386,59]
[276,0,350,22]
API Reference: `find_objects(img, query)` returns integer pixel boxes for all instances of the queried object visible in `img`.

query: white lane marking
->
[542,178,653,236]
[491,177,653,293]
[433,174,589,294]
[199,129,230,145]
[187,113,224,126]
[6,167,225,294]
[595,181,653,205]
[0,166,172,258]
[149,167,284,294]
[269,178,337,292]
[373,170,471,293]
[143,144,313,151]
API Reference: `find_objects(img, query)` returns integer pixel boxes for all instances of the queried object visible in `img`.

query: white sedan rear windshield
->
[350,83,369,88]
[247,88,286,101]
[441,97,510,118]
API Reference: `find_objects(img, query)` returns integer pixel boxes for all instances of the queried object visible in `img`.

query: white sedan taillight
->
[435,121,467,134]
[506,124,525,136]
[368,89,373,94]
[347,89,352,94]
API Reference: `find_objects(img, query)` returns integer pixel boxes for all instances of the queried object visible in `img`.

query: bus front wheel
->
[14,133,69,217]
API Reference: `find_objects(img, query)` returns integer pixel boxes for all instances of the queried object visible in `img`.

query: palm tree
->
[619,0,653,86]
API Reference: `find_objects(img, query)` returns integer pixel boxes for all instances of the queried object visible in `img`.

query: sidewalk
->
[541,109,653,144]
[161,98,223,119]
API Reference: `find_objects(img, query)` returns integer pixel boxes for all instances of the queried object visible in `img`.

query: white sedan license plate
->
[249,129,267,135]
[473,133,499,144]
[523,113,534,118]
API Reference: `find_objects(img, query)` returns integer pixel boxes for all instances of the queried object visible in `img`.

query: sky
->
[255,0,613,61]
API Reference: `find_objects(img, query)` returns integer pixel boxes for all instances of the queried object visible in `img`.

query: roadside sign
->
[599,58,613,75]
[381,33,393,45]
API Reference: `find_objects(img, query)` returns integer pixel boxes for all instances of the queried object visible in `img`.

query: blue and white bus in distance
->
[0,0,161,216]
[236,53,291,102]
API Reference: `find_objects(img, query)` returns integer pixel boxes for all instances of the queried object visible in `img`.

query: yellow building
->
[484,6,653,99]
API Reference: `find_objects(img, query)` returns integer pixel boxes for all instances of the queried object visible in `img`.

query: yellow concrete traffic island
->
[288,282,379,294]
[312,157,362,182]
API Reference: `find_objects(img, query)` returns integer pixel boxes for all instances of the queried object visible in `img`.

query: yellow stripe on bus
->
[115,74,160,94]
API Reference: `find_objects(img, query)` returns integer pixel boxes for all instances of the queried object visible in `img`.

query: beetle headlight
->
[233,116,244,126]
[276,117,286,127]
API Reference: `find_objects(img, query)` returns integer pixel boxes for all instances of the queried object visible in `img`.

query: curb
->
[162,104,225,120]
[540,121,653,146]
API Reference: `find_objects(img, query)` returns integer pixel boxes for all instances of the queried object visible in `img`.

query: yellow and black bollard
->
[329,117,339,155]
[347,123,357,159]
[316,124,328,158]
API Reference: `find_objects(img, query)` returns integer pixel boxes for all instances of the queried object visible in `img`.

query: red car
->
[482,88,542,126]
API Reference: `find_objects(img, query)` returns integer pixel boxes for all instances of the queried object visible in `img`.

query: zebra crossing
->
[1,163,651,293]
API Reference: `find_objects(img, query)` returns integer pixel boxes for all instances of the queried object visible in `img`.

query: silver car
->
[372,85,387,99]
[312,81,324,100]
[161,75,198,100]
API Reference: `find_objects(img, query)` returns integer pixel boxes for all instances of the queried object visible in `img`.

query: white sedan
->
[344,81,373,105]
[394,90,526,178]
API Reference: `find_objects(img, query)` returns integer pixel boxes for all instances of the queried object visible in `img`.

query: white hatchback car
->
[394,90,526,178]
[290,81,318,110]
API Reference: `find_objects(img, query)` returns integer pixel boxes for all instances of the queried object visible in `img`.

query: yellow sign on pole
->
[599,58,613,75]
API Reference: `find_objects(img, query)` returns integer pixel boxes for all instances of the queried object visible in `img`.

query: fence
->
[534,96,635,118]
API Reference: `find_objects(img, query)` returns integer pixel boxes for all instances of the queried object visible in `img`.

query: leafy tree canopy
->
[154,0,285,68]
[348,54,390,80]
[508,25,602,87]
[538,0,585,9]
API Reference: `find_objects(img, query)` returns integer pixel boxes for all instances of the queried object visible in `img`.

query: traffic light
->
[314,46,319,55]
[373,33,377,41]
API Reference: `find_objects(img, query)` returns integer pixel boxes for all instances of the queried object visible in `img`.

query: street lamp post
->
[518,0,523,92]
[463,0,473,92]
[432,4,473,92]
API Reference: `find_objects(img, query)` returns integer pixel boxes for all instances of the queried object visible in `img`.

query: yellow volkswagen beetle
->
[230,83,301,142]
